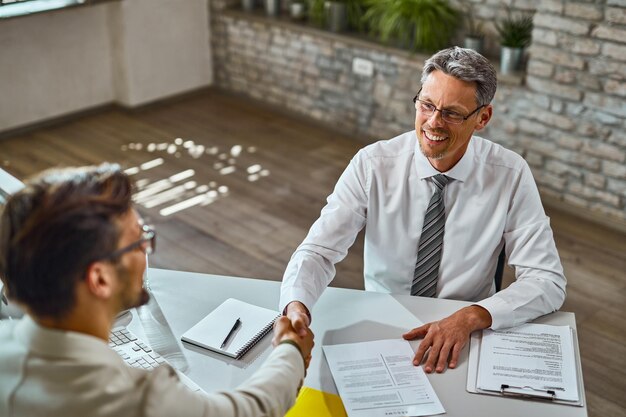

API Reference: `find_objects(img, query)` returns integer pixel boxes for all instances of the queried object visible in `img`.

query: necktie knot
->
[431,174,451,192]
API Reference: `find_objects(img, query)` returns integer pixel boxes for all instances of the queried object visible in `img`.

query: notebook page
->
[181,298,278,358]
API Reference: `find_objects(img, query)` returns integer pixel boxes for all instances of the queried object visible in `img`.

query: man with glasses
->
[281,47,566,374]
[0,164,314,417]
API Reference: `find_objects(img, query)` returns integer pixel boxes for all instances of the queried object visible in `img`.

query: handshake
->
[271,302,314,369]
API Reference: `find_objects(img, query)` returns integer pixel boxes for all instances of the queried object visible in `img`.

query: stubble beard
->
[116,264,150,311]
[418,130,448,160]
[133,288,151,309]
[418,141,446,160]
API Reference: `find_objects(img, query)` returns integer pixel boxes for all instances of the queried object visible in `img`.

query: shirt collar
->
[15,315,123,365]
[413,132,475,183]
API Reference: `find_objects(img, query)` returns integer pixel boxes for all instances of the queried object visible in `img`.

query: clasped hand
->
[402,305,492,373]
[274,303,314,369]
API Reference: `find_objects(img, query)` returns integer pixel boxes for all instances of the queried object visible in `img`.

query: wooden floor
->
[1,89,624,417]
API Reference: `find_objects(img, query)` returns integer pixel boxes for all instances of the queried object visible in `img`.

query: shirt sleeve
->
[476,161,567,330]
[144,343,305,417]
[279,151,369,313]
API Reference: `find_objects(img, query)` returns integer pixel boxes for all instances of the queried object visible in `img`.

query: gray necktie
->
[411,174,452,297]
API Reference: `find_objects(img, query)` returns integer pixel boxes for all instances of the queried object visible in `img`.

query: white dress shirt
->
[280,131,566,330]
[0,316,304,417]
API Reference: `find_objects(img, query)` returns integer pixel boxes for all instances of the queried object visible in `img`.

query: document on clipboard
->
[467,323,584,406]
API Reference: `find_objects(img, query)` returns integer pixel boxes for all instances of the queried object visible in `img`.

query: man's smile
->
[422,129,449,143]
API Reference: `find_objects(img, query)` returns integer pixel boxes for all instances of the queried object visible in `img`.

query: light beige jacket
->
[0,316,304,417]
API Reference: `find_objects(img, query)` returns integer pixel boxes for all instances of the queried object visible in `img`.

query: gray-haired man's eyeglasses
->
[413,88,485,125]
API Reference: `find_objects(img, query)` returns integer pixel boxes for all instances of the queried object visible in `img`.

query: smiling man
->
[280,47,566,374]
[0,164,313,417]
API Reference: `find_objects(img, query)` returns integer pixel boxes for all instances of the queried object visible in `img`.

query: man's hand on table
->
[402,305,492,373]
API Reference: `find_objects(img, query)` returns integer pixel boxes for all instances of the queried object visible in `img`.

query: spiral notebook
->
[181,298,279,359]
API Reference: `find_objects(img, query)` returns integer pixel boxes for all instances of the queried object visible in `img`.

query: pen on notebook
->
[220,318,241,349]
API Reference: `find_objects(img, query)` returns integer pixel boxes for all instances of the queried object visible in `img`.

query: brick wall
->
[213,13,423,137]
[210,0,626,225]
[486,1,626,222]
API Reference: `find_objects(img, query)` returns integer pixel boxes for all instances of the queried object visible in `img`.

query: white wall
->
[0,4,115,132]
[110,0,212,107]
[0,0,213,133]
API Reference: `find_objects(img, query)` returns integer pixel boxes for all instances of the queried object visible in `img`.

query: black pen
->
[220,318,241,349]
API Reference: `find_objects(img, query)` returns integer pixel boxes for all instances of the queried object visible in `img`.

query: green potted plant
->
[463,4,485,54]
[307,0,367,32]
[362,0,460,52]
[495,7,533,74]
[290,0,306,20]
[327,1,348,32]
[241,0,255,12]
[344,0,368,32]
[307,0,325,25]
[265,0,280,16]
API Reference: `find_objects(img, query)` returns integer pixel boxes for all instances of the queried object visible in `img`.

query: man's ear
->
[84,261,115,300]
[474,104,493,132]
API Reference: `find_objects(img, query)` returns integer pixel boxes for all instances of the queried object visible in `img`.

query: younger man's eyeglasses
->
[103,224,156,260]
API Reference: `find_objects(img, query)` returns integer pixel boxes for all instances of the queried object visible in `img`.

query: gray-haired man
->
[280,46,566,374]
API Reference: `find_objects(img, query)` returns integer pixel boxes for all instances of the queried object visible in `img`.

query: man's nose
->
[427,109,446,127]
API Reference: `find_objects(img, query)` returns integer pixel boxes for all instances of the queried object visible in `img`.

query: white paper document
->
[323,339,445,417]
[477,323,579,402]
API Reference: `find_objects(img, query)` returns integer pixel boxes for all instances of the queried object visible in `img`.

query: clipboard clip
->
[500,384,559,401]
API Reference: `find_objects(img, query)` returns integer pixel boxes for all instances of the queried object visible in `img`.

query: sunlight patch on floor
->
[121,139,269,217]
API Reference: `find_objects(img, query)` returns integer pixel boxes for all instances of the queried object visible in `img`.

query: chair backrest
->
[494,246,506,292]
[0,168,25,319]
[0,168,24,205]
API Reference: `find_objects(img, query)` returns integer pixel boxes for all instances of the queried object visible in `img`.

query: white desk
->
[125,268,587,417]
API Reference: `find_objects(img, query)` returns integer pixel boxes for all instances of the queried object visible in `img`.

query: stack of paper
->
[476,323,580,403]
[323,339,445,417]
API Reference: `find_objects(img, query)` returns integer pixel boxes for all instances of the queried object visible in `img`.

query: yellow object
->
[285,386,347,417]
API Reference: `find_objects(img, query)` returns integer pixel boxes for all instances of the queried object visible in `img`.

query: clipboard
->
[466,327,585,407]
